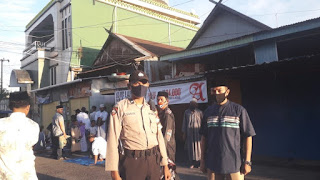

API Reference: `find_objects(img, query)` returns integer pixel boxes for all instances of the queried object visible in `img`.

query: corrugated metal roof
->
[160,36,253,61]
[204,53,320,74]
[160,17,320,62]
[31,79,83,92]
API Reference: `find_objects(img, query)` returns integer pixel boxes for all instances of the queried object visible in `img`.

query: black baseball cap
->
[56,105,63,109]
[212,79,229,88]
[129,70,149,83]
[157,91,168,98]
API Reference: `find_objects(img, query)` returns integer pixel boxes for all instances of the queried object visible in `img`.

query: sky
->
[0,0,319,91]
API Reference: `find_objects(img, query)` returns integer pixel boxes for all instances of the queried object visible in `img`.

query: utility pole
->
[0,58,9,94]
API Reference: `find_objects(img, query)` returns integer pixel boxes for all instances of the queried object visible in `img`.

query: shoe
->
[189,165,194,169]
[57,157,64,160]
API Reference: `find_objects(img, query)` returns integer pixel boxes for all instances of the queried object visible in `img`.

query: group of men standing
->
[51,103,109,160]
[106,70,256,180]
[0,69,255,180]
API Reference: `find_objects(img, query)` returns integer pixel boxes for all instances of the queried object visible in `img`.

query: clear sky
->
[0,0,319,90]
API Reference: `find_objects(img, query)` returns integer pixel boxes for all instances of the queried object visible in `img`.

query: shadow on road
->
[37,173,65,180]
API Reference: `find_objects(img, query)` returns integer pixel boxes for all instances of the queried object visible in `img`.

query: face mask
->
[213,92,227,104]
[131,85,148,97]
[189,105,196,110]
[158,101,168,110]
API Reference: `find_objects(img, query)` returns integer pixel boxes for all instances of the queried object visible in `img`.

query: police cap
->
[129,70,149,83]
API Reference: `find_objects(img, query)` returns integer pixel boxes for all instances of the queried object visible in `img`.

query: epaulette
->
[112,104,119,116]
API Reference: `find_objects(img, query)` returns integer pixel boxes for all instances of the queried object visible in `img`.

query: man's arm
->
[106,106,122,180]
[94,155,98,164]
[157,119,171,180]
[164,113,174,147]
[200,135,207,173]
[58,117,67,138]
[242,136,252,175]
[239,107,256,176]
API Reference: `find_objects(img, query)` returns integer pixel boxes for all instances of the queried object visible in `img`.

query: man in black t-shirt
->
[199,82,256,180]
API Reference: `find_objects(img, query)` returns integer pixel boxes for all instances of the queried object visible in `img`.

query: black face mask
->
[189,105,196,111]
[131,85,148,97]
[213,92,227,104]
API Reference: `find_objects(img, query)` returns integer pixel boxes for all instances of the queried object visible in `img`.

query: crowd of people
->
[0,70,256,180]
[106,70,255,180]
[50,104,109,162]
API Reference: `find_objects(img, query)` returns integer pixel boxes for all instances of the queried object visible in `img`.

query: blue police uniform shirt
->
[199,100,256,174]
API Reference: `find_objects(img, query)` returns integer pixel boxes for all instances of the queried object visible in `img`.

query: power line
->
[250,8,320,17]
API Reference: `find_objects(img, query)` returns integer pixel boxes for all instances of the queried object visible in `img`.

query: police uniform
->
[106,97,168,180]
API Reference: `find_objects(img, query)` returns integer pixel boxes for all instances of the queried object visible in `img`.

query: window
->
[62,21,65,50]
[50,66,57,85]
[65,18,68,49]
[68,16,72,47]
[62,16,71,50]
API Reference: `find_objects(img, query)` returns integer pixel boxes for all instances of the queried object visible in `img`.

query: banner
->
[115,80,208,105]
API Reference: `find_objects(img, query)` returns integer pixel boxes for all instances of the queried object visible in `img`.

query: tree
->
[0,88,10,100]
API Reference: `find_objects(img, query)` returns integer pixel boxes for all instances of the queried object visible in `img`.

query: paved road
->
[35,153,320,180]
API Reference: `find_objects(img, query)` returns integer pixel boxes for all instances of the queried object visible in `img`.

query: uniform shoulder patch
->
[112,105,118,116]
[166,129,172,141]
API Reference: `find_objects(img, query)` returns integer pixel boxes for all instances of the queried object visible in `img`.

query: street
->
[35,153,320,180]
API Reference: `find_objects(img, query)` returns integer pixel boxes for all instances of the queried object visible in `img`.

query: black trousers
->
[120,149,160,180]
[52,136,62,159]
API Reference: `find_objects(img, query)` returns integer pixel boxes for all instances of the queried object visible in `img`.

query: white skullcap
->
[100,104,105,108]
[190,98,197,103]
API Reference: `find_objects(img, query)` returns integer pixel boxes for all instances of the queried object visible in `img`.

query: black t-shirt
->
[199,100,256,174]
[158,107,176,162]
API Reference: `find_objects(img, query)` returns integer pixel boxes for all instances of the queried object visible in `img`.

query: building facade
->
[15,0,200,91]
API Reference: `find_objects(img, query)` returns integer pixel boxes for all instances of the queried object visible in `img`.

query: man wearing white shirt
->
[95,104,108,122]
[95,104,108,139]
[90,106,97,121]
[0,92,39,180]
[88,135,107,165]
[77,107,91,130]
[77,107,91,152]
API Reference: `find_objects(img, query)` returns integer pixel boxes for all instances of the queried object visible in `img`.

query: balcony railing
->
[22,36,55,60]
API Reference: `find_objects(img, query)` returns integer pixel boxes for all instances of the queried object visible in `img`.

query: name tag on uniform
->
[124,111,136,116]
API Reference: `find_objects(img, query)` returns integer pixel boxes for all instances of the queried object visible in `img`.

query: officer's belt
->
[124,146,158,158]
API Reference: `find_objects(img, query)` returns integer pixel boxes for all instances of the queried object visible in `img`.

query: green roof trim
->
[160,35,253,61]
[25,0,55,30]
[138,0,199,18]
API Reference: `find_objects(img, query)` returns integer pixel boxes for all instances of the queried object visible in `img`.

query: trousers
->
[120,147,160,180]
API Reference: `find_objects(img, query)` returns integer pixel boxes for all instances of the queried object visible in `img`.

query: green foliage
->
[0,88,10,100]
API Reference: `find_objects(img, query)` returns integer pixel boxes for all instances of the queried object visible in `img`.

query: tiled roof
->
[118,34,184,57]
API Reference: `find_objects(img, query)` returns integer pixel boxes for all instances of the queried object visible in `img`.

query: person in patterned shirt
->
[0,91,39,180]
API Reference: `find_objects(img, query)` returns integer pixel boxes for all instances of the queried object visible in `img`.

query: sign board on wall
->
[115,80,208,104]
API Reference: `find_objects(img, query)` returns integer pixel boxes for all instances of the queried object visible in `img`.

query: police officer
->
[106,70,171,180]
[157,91,177,180]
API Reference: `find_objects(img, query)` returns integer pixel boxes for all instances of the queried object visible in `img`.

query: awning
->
[10,69,34,87]
[31,79,83,92]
